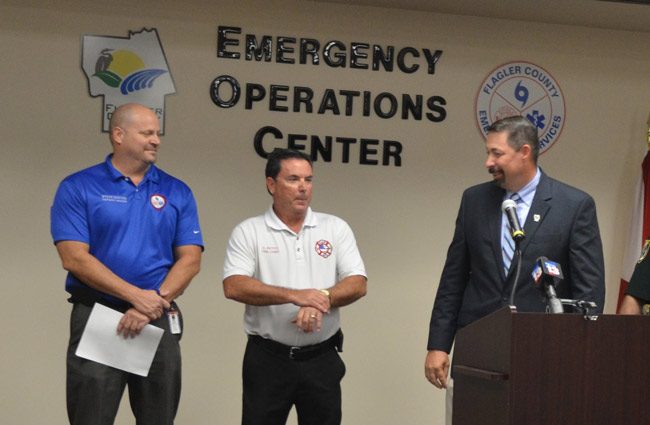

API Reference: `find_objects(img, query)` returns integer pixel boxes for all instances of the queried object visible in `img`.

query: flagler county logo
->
[81,28,175,133]
[475,61,566,154]
[93,49,168,95]
[315,240,333,258]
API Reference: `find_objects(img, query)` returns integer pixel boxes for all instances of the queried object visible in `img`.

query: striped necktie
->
[502,193,523,275]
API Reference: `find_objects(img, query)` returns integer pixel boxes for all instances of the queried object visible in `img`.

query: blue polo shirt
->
[51,155,204,305]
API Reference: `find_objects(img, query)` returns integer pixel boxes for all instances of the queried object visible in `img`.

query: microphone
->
[502,199,525,242]
[531,256,564,314]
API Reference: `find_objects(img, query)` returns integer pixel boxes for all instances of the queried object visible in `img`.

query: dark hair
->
[265,148,312,179]
[487,116,540,163]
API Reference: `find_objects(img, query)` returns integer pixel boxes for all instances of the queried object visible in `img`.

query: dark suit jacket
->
[427,172,605,352]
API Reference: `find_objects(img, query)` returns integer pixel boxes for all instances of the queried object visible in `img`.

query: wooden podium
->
[452,307,650,425]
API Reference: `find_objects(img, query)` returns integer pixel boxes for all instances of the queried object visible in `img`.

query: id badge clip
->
[167,302,181,335]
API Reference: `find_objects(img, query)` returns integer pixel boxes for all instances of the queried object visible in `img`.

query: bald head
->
[109,103,158,144]
[108,103,161,172]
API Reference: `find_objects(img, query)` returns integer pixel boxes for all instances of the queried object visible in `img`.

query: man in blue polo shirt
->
[51,103,203,425]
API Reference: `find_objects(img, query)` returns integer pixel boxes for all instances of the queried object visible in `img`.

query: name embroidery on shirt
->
[315,240,333,258]
[101,195,128,203]
[262,246,280,254]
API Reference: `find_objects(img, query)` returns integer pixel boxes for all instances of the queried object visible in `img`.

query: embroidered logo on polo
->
[315,240,333,258]
[150,194,167,210]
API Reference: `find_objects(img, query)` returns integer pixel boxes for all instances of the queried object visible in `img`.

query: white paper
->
[75,303,164,377]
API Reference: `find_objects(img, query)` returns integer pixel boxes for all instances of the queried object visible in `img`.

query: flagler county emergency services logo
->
[475,61,566,154]
[315,240,333,258]
[150,194,167,210]
[81,28,175,133]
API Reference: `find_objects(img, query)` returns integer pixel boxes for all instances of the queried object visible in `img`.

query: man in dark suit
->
[424,115,605,391]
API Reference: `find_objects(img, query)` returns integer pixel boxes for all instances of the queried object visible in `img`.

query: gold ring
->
[310,314,317,318]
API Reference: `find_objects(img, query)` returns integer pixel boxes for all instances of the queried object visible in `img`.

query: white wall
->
[1,0,648,423]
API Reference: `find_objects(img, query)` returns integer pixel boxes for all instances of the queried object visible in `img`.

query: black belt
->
[249,329,343,361]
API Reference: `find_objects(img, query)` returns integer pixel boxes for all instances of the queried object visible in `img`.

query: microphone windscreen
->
[501,199,517,212]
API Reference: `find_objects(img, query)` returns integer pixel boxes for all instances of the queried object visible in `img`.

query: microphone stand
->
[508,242,523,309]
[559,299,599,320]
[544,284,564,314]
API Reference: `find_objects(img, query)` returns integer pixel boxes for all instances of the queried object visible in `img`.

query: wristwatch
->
[319,289,331,302]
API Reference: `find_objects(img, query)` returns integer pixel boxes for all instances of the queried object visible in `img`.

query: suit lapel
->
[486,184,507,281]
[519,172,553,254]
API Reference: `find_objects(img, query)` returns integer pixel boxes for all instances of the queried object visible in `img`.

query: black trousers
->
[242,337,346,425]
[66,302,182,425]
